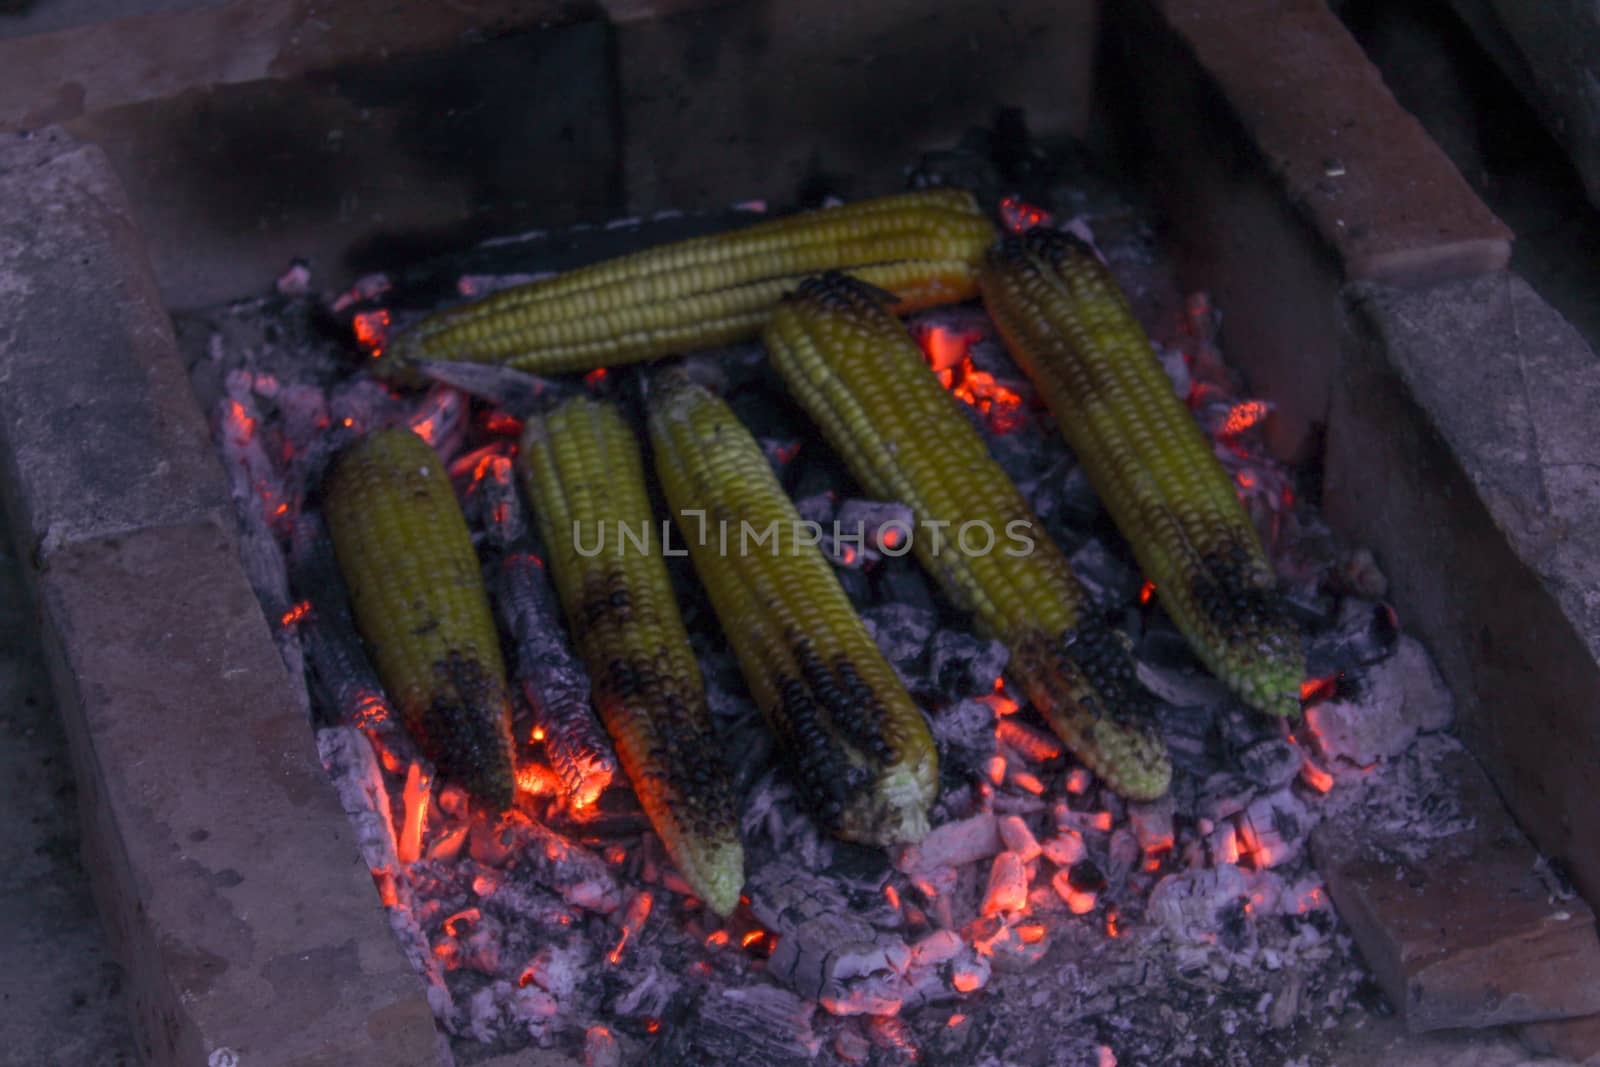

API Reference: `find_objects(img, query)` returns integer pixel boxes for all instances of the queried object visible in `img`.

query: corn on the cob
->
[383,189,996,377]
[764,274,1171,800]
[323,427,517,810]
[518,396,744,915]
[646,369,938,845]
[978,231,1303,717]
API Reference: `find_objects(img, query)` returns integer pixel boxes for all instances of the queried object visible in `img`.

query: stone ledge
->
[1345,274,1600,679]
[1327,272,1600,911]
[36,519,442,1066]
[0,127,230,559]
[0,127,441,1065]
[1154,0,1512,286]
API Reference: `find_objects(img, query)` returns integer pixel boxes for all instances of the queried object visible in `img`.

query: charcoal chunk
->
[926,630,1009,699]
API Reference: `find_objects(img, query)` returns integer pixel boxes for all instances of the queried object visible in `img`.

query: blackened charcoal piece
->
[986,422,1054,484]
[793,492,835,528]
[1153,702,1218,776]
[870,561,938,615]
[1070,538,1142,606]
[1236,738,1302,790]
[1067,858,1108,893]
[1216,701,1283,756]
[861,603,936,675]
[927,630,1010,699]
[662,984,821,1067]
[1030,458,1102,530]
[1280,580,1336,628]
[824,841,894,895]
[928,698,998,781]
[1305,597,1400,677]
[835,565,873,607]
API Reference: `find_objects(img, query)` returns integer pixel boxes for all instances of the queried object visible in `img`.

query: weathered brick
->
[37,520,440,1066]
[1311,744,1600,1031]
[1330,275,1600,909]
[0,127,229,557]
[1156,0,1511,285]
[1522,1013,1600,1065]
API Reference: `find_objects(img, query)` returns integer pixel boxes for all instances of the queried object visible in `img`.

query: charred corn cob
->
[323,428,517,810]
[647,369,938,845]
[979,231,1303,716]
[518,396,744,915]
[764,274,1171,800]
[496,549,619,811]
[384,189,996,376]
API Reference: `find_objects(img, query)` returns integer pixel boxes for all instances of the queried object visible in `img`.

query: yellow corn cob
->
[979,230,1304,716]
[383,189,996,376]
[518,395,744,915]
[764,274,1171,800]
[646,369,938,845]
[323,427,516,810]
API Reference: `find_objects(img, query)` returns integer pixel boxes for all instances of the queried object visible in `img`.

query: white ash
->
[1305,635,1454,768]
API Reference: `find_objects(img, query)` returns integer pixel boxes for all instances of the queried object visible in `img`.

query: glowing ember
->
[608,891,653,965]
[442,907,480,938]
[397,762,431,865]
[1065,768,1093,795]
[951,964,987,993]
[1017,922,1047,944]
[1138,579,1156,606]
[1220,399,1271,438]
[1214,823,1241,865]
[1010,771,1046,795]
[997,720,1061,762]
[740,929,765,949]
[426,824,468,862]
[516,763,562,798]
[884,884,901,910]
[1300,758,1335,793]
[999,195,1053,234]
[982,852,1029,915]
[1105,908,1121,938]
[279,600,312,628]
[985,755,1008,787]
[947,1013,967,1028]
[704,929,730,948]
[1300,675,1339,705]
[352,309,391,357]
[1052,870,1097,914]
[585,367,609,386]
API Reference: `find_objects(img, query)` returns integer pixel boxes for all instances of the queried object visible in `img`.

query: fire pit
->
[3,2,1599,1065]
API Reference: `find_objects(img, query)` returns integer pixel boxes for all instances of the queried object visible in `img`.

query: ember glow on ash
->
[1220,399,1271,438]
[1300,674,1340,706]
[280,600,312,628]
[998,195,1053,234]
[397,762,431,865]
[608,891,653,965]
[352,309,391,357]
[917,325,1026,434]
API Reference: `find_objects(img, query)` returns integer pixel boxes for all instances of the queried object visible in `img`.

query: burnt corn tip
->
[978,226,1305,718]
[323,427,518,812]
[647,372,937,845]
[518,395,746,916]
